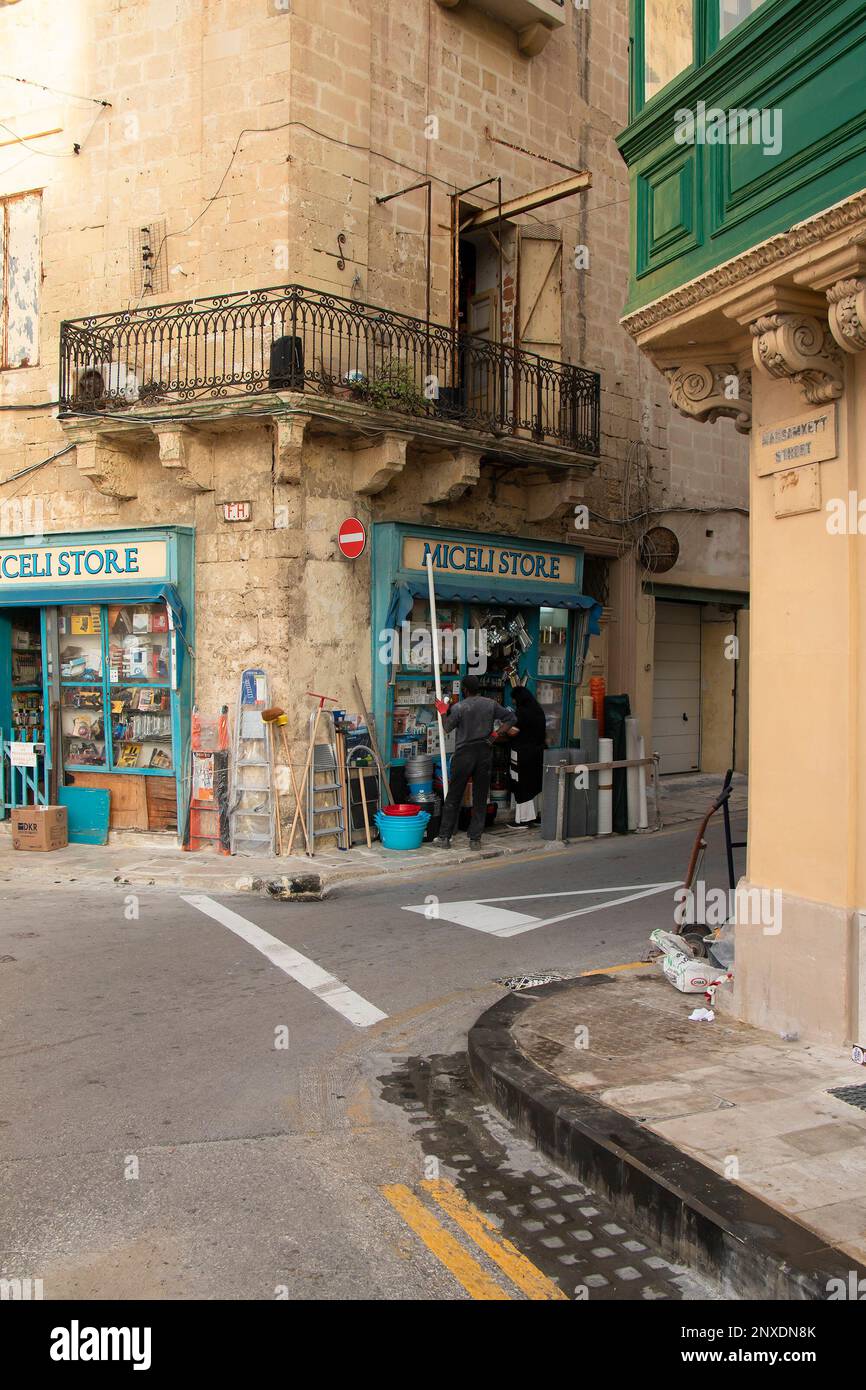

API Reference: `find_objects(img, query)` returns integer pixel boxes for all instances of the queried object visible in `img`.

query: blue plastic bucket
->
[375,809,430,850]
[407,777,434,796]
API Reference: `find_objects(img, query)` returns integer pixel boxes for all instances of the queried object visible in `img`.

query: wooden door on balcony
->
[517,230,562,436]
[465,289,498,422]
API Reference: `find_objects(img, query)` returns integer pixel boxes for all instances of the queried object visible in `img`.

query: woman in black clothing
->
[506,685,547,828]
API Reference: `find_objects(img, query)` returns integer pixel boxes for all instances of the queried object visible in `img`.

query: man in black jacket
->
[432,674,514,849]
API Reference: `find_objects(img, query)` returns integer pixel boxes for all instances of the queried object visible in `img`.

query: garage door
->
[652,601,701,774]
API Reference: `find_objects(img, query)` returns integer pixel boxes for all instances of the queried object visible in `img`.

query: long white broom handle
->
[426,553,449,796]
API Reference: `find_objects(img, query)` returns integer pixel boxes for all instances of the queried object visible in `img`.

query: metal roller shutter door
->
[652,600,701,774]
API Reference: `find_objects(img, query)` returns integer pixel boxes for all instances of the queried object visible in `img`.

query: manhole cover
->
[828,1084,866,1111]
[494,971,568,992]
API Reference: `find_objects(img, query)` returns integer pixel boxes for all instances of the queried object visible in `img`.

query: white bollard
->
[636,734,649,830]
[598,736,613,836]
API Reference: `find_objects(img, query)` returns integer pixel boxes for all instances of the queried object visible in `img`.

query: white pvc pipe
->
[598,736,613,836]
[426,553,449,795]
[625,717,640,832]
[636,734,649,831]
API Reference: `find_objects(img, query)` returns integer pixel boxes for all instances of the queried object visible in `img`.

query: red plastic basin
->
[382,803,422,816]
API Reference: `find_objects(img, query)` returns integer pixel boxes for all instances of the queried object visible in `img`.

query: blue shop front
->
[0,526,194,835]
[371,523,601,797]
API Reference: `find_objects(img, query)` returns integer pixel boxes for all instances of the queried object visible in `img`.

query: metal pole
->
[651,753,662,831]
[426,553,449,796]
[497,176,504,429]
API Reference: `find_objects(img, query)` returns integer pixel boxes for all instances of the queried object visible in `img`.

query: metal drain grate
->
[495,970,568,992]
[828,1083,866,1111]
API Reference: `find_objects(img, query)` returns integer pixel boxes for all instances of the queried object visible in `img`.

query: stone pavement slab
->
[511,969,866,1267]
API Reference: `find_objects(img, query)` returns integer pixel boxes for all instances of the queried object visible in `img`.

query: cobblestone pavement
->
[380,1052,722,1301]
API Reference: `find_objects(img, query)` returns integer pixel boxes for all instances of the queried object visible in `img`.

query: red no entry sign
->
[338,517,367,559]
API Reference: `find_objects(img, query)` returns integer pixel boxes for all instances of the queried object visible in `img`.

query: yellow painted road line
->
[381,1183,511,1300]
[581,960,648,976]
[422,1179,568,1301]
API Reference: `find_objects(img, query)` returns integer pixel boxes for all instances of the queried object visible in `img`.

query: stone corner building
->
[0,0,746,839]
[617,0,866,1046]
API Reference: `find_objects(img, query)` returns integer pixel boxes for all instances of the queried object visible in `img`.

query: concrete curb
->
[468,976,866,1301]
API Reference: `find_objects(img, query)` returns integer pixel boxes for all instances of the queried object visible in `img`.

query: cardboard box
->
[11,805,69,852]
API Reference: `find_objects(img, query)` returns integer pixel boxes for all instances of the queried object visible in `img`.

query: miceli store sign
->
[0,539,169,586]
[402,536,577,584]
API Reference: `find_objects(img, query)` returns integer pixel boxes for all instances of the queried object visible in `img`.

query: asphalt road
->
[1,815,743,1301]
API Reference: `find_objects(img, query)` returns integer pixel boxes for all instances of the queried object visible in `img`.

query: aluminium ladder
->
[229,668,277,856]
[306,707,346,856]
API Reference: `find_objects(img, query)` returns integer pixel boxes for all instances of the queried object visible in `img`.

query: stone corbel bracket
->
[417,446,482,504]
[76,439,138,500]
[827,279,866,355]
[524,471,585,523]
[751,313,844,404]
[352,432,409,495]
[152,424,213,491]
[518,22,555,56]
[665,362,753,435]
[272,413,311,485]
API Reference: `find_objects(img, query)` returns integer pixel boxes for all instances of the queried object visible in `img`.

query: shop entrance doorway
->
[0,606,48,810]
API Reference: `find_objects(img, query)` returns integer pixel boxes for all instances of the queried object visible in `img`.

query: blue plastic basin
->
[375,809,430,850]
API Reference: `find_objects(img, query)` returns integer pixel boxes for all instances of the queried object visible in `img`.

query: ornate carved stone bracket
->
[750,313,844,404]
[75,440,138,500]
[665,363,753,434]
[417,446,482,504]
[352,433,409,495]
[827,279,866,355]
[272,413,311,485]
[524,471,585,524]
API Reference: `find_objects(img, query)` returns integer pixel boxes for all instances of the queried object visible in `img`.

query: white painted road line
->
[182,895,388,1028]
[403,881,680,937]
[477,883,676,904]
[403,901,542,936]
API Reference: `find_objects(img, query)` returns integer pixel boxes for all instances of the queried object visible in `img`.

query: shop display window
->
[58,602,173,774]
[61,683,106,767]
[59,606,103,680]
[107,603,170,683]
[537,607,568,739]
[110,684,172,771]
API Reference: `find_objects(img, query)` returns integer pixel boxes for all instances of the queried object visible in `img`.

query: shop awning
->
[0,582,187,632]
[386,580,602,633]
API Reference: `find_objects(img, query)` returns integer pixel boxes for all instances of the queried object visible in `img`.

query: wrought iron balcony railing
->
[59,283,600,455]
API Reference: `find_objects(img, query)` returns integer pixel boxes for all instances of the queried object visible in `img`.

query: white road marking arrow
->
[402,881,680,937]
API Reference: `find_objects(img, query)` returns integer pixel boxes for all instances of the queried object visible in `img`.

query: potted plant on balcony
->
[347,359,427,416]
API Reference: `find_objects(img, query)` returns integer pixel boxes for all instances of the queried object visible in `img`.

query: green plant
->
[350,359,427,415]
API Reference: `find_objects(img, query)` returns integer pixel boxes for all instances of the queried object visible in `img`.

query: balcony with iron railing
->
[58,283,601,458]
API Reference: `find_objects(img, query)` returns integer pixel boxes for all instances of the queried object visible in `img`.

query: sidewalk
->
[470,968,866,1298]
[0,771,746,898]
[651,770,747,827]
[0,817,554,897]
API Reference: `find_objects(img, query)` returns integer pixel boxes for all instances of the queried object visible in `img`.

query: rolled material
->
[625,716,640,832]
[636,734,649,831]
[598,736,613,836]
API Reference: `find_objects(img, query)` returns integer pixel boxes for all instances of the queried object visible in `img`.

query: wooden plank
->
[146,775,178,831]
[66,772,148,830]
